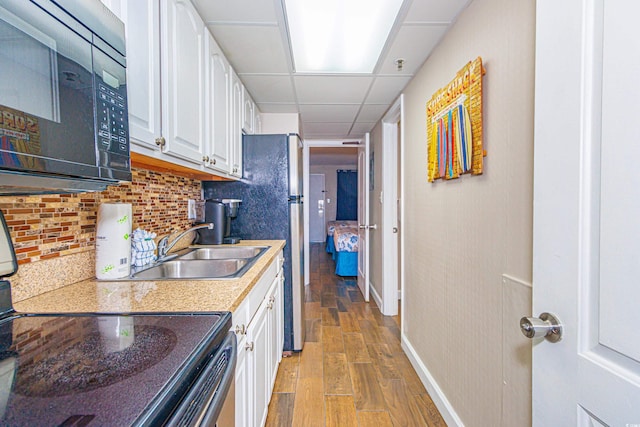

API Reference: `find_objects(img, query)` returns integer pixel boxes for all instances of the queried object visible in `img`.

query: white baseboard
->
[401,333,465,427]
[368,281,383,308]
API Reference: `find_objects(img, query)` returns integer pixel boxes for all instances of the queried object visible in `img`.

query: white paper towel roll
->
[95,203,132,279]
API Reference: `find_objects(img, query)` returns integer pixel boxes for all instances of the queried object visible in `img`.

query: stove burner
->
[14,325,177,397]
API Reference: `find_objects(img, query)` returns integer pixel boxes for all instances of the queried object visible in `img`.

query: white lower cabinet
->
[233,251,284,427]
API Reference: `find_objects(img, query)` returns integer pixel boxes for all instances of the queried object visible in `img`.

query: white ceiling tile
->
[365,76,412,104]
[192,0,278,23]
[350,122,376,136]
[303,122,352,135]
[357,104,390,122]
[405,0,471,23]
[378,25,449,75]
[256,103,299,113]
[299,104,360,123]
[189,0,463,140]
[294,76,373,104]
[240,75,295,103]
[208,25,289,74]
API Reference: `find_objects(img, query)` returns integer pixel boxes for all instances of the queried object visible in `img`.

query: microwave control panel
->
[97,83,128,156]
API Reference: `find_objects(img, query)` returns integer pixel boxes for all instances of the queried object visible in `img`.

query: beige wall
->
[399,0,535,425]
[259,113,300,134]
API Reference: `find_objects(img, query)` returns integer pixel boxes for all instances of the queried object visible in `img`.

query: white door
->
[357,134,370,302]
[532,0,640,424]
[309,174,325,243]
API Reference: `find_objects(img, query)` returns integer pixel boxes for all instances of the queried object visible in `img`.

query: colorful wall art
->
[426,57,485,182]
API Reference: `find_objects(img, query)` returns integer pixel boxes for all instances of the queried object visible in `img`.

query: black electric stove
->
[0,212,236,426]
[0,307,232,426]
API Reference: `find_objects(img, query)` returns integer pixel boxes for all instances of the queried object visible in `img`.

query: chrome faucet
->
[157,223,214,259]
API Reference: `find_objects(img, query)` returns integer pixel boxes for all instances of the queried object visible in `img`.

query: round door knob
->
[520,312,563,343]
[245,341,254,352]
[235,324,246,335]
[202,155,210,162]
[212,158,216,165]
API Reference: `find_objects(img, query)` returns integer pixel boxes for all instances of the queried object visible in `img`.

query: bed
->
[325,220,359,276]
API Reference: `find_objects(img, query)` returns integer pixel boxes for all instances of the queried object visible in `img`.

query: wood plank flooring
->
[266,243,447,426]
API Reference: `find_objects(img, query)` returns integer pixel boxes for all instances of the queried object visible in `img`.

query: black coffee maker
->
[194,199,226,244]
[194,199,242,244]
[220,199,241,244]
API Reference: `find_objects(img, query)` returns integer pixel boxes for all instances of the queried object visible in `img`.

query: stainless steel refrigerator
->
[202,133,305,351]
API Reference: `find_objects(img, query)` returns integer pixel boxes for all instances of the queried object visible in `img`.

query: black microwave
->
[0,0,130,194]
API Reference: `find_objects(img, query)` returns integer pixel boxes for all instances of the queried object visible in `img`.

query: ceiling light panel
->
[284,0,404,73]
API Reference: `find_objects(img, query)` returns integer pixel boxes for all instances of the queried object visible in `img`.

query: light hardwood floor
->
[265,243,447,426]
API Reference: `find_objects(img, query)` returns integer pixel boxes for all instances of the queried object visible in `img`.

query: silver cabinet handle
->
[520,312,563,343]
[202,155,210,163]
[235,324,246,335]
[155,137,166,147]
[245,341,254,351]
[393,227,398,233]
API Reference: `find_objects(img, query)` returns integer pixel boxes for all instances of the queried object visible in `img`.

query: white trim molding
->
[401,333,465,427]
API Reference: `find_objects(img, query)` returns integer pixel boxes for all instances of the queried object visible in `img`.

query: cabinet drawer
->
[232,298,250,336]
[232,254,278,334]
[246,258,277,321]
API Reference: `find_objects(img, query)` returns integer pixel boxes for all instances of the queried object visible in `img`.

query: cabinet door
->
[205,31,231,173]
[242,86,255,134]
[161,0,206,164]
[247,300,270,427]
[267,273,284,389]
[230,69,243,177]
[276,271,284,368]
[101,0,161,151]
[235,334,250,427]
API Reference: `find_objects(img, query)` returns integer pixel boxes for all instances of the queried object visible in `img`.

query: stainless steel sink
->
[127,245,270,280]
[176,246,267,260]
[131,259,248,280]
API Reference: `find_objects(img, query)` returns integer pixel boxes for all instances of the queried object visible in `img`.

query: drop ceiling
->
[192,0,471,140]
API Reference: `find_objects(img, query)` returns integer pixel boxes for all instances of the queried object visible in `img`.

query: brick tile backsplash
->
[0,168,201,264]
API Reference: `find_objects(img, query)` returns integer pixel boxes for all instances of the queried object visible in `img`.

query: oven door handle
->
[166,331,237,427]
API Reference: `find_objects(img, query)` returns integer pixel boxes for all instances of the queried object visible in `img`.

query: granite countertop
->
[13,240,286,314]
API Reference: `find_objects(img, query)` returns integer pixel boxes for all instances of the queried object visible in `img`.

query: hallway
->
[265,243,447,426]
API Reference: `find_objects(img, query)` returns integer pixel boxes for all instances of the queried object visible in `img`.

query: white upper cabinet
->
[103,0,246,177]
[242,86,255,135]
[160,0,206,164]
[230,69,243,177]
[205,33,231,174]
[100,0,161,152]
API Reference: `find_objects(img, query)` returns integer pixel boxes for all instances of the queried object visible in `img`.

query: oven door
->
[0,0,129,182]
[166,331,237,427]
